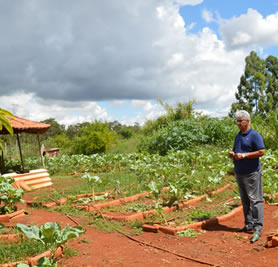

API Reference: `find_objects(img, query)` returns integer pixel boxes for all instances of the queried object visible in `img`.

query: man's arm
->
[234,149,264,160]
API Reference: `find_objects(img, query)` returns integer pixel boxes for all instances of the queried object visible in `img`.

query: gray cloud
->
[0,0,173,101]
[1,0,277,126]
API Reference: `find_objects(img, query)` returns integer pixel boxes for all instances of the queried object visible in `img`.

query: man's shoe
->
[250,228,261,243]
[237,225,253,232]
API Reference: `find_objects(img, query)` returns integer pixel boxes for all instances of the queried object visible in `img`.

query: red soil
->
[7,202,277,267]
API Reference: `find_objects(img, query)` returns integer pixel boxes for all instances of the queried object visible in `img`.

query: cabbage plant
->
[16,222,85,267]
[0,176,24,214]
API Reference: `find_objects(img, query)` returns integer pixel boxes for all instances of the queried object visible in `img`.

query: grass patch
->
[52,204,91,220]
[109,136,140,154]
[177,228,201,237]
[87,215,143,236]
[64,246,79,258]
[101,199,155,213]
[0,226,21,235]
[24,170,141,204]
[0,239,45,264]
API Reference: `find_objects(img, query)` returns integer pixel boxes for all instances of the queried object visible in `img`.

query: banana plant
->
[16,222,85,267]
[0,108,14,150]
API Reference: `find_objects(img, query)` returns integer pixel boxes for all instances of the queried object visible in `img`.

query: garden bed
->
[91,184,233,222]
[0,210,27,223]
[0,244,63,266]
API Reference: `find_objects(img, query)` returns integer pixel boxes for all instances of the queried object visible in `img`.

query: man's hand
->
[234,153,245,160]
[228,151,235,158]
[229,152,246,160]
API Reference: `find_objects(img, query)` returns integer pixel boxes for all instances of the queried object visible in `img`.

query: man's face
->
[236,117,250,132]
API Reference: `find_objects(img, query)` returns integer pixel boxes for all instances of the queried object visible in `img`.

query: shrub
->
[118,127,133,139]
[70,122,118,155]
[202,116,237,147]
[139,120,209,155]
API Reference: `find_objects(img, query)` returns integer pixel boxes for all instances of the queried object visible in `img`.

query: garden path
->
[12,203,278,267]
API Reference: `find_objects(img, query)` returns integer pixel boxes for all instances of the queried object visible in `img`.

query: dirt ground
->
[11,200,278,267]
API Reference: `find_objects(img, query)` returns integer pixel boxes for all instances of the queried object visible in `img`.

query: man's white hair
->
[235,110,251,121]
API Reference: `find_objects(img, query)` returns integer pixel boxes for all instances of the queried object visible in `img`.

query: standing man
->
[228,110,265,243]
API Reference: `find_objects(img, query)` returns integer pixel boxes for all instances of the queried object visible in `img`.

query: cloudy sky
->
[1,0,278,126]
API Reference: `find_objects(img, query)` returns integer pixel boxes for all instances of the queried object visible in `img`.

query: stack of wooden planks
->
[3,169,53,191]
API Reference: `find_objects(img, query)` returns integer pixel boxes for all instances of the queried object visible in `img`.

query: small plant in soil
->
[146,180,164,209]
[177,228,201,237]
[75,193,109,205]
[163,176,194,206]
[16,222,85,267]
[188,209,213,222]
[81,172,102,203]
[63,246,79,258]
[50,189,62,200]
[101,200,154,213]
[0,176,25,214]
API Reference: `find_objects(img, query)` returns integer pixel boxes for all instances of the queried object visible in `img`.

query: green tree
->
[65,122,90,139]
[71,121,118,155]
[107,120,122,132]
[265,55,278,112]
[230,51,278,117]
[40,118,65,140]
[230,51,266,116]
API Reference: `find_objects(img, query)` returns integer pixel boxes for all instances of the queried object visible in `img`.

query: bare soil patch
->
[8,201,278,267]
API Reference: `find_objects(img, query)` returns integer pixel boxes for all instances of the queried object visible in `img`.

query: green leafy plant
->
[139,120,209,155]
[146,180,164,209]
[0,108,14,150]
[165,177,194,206]
[0,176,24,214]
[177,228,201,237]
[81,172,102,202]
[16,222,85,267]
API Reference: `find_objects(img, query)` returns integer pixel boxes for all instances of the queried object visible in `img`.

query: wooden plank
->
[3,169,47,178]
[3,169,53,191]
[14,173,50,182]
[18,181,32,191]
[24,177,52,186]
[30,182,53,189]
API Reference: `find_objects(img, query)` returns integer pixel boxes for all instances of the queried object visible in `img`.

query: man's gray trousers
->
[235,170,263,230]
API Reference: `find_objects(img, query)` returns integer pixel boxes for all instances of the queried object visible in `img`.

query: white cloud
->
[220,9,278,50]
[174,0,203,5]
[202,9,214,23]
[125,100,165,125]
[0,93,110,127]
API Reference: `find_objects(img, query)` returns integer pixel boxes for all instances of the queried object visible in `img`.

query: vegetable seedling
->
[81,172,102,203]
[17,222,85,267]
